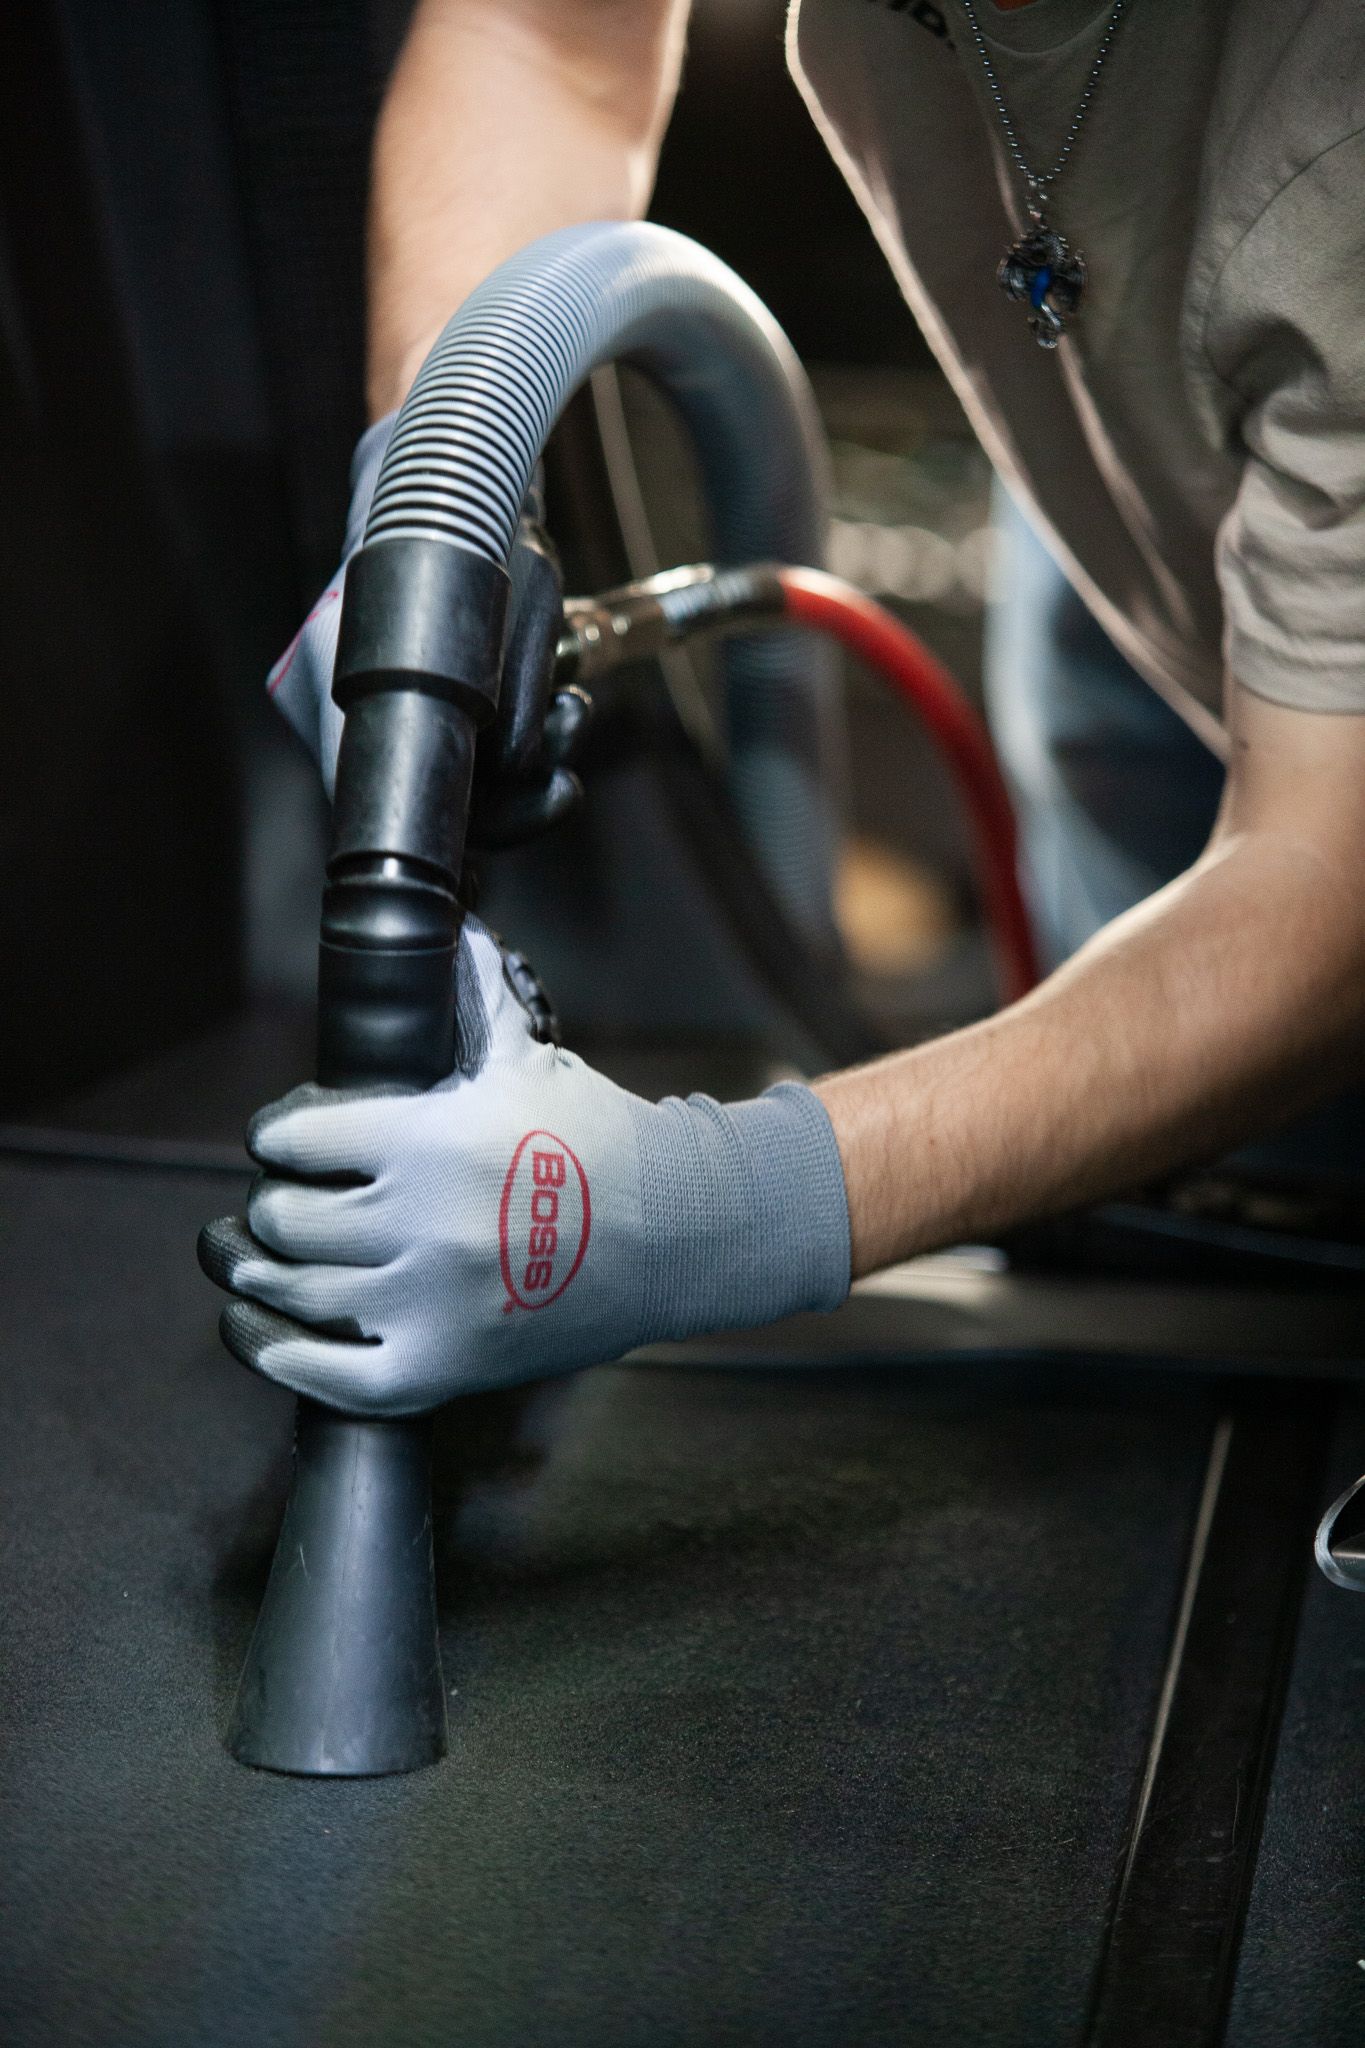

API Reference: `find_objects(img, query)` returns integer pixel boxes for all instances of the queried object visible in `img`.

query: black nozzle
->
[226,1407,446,1777]
[228,542,506,1780]
[334,536,510,725]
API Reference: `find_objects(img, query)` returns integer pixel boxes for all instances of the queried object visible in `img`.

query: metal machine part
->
[558,560,1039,1002]
[1314,1471,1365,1591]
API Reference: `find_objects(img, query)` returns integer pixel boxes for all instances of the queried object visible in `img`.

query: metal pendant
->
[998,216,1087,349]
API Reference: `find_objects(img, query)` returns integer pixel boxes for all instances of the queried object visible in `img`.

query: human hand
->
[198,918,850,1417]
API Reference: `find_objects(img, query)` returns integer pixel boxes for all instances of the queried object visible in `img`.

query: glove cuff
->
[634,1079,852,1344]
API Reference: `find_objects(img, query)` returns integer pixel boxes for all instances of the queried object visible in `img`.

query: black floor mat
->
[1225,1394,1365,2048]
[0,1154,1219,2047]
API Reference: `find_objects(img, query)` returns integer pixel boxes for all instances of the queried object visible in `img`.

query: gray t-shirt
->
[788,0,1365,742]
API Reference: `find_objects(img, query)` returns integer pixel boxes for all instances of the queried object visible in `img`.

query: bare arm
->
[367,0,690,418]
[816,683,1365,1275]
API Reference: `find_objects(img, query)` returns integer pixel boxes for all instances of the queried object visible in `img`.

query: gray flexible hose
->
[365,220,844,945]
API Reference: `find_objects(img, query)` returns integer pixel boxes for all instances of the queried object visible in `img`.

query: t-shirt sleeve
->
[1206,125,1365,713]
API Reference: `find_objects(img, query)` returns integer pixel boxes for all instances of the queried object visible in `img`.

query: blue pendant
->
[998,222,1086,348]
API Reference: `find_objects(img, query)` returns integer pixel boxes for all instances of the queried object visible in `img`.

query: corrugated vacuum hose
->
[223,221,851,1778]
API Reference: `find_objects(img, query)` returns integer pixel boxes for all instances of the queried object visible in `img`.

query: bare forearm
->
[368,0,689,417]
[817,816,1365,1278]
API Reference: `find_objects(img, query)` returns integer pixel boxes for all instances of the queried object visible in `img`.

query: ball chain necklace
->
[957,0,1130,347]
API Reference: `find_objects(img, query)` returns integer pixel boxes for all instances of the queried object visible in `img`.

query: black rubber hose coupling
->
[226,540,509,1778]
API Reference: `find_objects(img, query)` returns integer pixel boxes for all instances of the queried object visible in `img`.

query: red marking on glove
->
[267,585,341,698]
[499,1131,591,1312]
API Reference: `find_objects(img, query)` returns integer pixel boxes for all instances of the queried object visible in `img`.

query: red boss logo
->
[498,1130,592,1311]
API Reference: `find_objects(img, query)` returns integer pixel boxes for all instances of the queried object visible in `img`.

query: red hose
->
[777,565,1041,1004]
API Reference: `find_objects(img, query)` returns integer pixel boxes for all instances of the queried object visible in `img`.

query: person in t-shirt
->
[201,0,1365,1419]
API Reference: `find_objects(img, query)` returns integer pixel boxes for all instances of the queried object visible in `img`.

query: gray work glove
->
[268,414,583,840]
[199,915,851,1417]
[266,415,390,796]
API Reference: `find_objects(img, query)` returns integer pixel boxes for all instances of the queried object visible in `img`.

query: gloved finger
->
[246,1174,399,1267]
[541,688,593,770]
[468,767,583,851]
[499,946,561,1046]
[220,1300,404,1418]
[199,1214,262,1293]
[460,918,541,1053]
[200,1217,386,1331]
[483,512,564,779]
[246,1081,413,1180]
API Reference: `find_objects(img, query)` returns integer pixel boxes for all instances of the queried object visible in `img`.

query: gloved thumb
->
[450,915,559,1080]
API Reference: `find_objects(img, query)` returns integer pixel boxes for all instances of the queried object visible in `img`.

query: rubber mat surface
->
[1226,1394,1365,2048]
[1,1155,1214,2047]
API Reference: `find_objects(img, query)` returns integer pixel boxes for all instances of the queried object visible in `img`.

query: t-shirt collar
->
[969,0,1119,56]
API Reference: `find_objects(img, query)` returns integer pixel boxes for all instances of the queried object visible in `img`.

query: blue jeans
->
[983,486,1362,1184]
